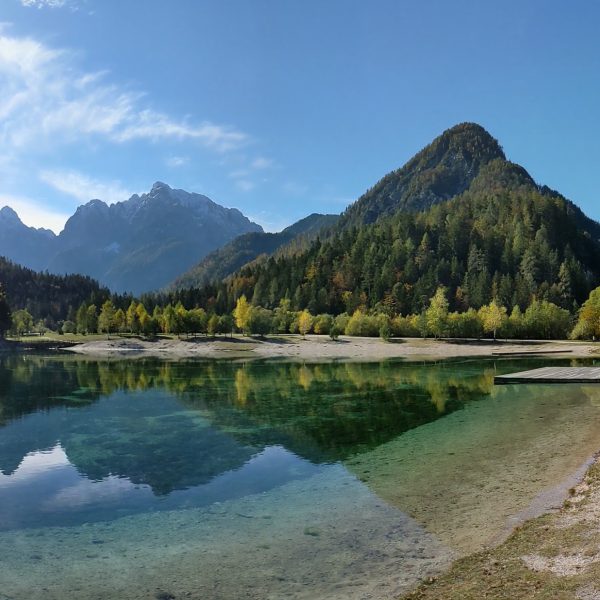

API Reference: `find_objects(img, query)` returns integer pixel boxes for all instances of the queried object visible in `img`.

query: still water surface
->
[1,355,600,599]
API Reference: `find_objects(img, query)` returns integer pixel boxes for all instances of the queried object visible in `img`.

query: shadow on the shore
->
[179,336,256,345]
[440,338,548,346]
[254,336,294,344]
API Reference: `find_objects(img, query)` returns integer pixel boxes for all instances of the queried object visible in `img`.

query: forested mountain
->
[5,122,600,336]
[171,213,339,290]
[0,182,262,295]
[0,257,109,328]
[338,122,506,228]
[170,121,508,297]
[172,126,600,317]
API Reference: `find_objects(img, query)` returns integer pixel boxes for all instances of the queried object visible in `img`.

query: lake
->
[2,354,600,599]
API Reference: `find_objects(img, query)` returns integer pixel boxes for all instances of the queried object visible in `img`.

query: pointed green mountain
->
[339,122,506,227]
[185,123,600,317]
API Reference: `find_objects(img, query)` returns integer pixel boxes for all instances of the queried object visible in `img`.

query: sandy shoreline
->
[63,334,600,361]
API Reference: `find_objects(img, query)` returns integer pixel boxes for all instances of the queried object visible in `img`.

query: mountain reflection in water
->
[0,355,497,493]
[0,354,590,532]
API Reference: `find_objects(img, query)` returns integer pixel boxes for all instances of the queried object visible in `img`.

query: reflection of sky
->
[0,444,325,531]
[0,445,69,485]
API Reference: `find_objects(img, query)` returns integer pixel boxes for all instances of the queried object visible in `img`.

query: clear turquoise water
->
[1,354,600,599]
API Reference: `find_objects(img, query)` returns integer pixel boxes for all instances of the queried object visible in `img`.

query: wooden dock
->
[495,367,600,384]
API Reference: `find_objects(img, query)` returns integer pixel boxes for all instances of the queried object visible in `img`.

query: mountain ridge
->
[4,122,600,307]
[173,122,600,318]
[0,182,262,294]
[170,212,340,290]
[338,122,507,228]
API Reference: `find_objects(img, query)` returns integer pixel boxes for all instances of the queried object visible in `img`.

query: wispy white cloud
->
[39,169,133,205]
[21,0,85,11]
[250,156,274,170]
[21,0,67,7]
[0,31,272,232]
[0,193,70,233]
[113,111,248,151]
[235,179,255,192]
[166,155,189,168]
[0,32,249,156]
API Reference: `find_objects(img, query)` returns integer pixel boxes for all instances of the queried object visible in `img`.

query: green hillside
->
[0,256,109,328]
[171,213,339,290]
[174,123,600,317]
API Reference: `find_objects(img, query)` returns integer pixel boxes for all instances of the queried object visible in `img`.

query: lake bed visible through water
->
[1,355,600,599]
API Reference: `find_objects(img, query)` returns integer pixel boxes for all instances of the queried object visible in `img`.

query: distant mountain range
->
[0,182,263,294]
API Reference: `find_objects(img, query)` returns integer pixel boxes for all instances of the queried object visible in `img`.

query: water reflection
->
[0,354,589,530]
[4,355,600,600]
[0,356,498,480]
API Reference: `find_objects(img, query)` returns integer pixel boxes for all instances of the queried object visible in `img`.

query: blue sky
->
[1,0,600,233]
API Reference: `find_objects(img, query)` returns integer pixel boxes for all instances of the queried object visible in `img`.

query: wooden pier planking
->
[494,367,600,385]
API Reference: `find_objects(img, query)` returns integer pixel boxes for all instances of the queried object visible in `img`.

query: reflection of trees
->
[199,360,498,462]
[234,367,250,406]
[0,356,259,494]
[3,356,502,461]
[0,355,99,425]
[1,355,560,494]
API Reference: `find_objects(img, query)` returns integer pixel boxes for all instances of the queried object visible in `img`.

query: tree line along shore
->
[4,283,600,343]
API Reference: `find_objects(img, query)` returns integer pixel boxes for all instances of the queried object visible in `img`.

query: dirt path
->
[65,335,600,361]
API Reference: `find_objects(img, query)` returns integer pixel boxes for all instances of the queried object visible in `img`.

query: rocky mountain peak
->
[339,122,508,227]
[0,206,22,225]
[0,182,263,294]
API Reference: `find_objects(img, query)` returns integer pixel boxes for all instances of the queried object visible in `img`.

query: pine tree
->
[86,305,98,334]
[0,285,13,337]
